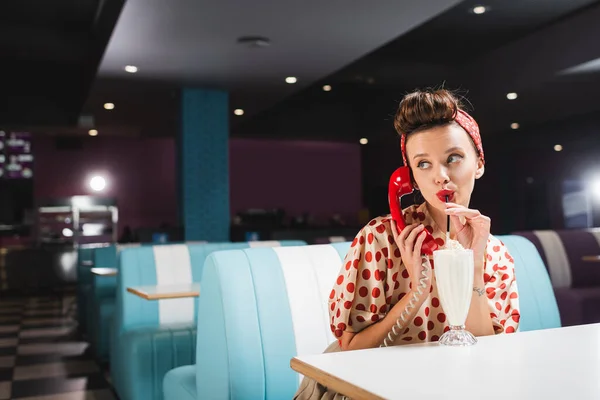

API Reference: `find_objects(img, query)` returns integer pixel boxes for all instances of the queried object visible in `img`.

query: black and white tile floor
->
[0,294,115,399]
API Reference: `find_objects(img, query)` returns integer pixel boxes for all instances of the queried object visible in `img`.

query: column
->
[179,88,229,241]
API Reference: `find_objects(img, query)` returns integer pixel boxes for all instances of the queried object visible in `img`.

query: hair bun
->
[394,89,463,135]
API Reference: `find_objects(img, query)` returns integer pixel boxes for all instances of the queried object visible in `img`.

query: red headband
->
[400,109,484,167]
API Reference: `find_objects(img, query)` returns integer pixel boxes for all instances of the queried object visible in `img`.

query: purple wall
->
[33,137,179,233]
[33,137,362,232]
[229,139,362,223]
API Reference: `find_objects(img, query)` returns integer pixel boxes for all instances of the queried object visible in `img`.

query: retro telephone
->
[388,166,438,255]
[381,166,436,347]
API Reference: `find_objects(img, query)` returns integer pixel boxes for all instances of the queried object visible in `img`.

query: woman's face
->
[405,123,484,211]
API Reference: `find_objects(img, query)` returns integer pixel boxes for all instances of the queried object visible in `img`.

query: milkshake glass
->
[433,245,477,346]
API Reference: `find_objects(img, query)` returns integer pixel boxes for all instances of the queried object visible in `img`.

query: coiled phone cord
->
[380,255,430,347]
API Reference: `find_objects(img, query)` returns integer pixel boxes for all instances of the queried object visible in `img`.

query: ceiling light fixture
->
[472,5,487,14]
[89,129,98,137]
[359,138,368,145]
[124,65,138,73]
[511,123,520,130]
[554,144,563,152]
[323,85,332,92]
[285,77,297,84]
[234,109,244,116]
[506,92,518,100]
[104,103,115,110]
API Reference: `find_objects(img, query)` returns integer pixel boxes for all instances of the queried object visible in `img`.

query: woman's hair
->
[393,88,463,136]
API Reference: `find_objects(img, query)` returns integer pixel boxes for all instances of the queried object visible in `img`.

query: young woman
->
[295,88,520,399]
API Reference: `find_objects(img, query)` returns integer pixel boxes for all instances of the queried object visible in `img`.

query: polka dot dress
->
[329,203,520,345]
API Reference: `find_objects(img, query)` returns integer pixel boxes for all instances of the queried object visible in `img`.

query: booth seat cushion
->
[91,298,115,362]
[553,287,600,327]
[88,274,117,361]
[496,235,561,331]
[194,243,349,400]
[77,244,109,332]
[513,229,600,288]
[163,366,197,400]
[113,241,305,400]
[117,324,196,400]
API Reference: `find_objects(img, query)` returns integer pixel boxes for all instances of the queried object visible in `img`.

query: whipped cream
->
[444,234,464,250]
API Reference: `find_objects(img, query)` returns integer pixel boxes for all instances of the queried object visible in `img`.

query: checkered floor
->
[0,295,115,399]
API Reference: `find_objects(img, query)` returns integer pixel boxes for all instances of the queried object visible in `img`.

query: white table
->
[126,283,200,300]
[291,323,600,400]
[91,268,118,277]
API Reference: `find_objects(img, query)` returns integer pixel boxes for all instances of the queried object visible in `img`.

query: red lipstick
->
[436,189,455,203]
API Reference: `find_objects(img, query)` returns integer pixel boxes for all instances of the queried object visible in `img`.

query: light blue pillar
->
[179,88,230,241]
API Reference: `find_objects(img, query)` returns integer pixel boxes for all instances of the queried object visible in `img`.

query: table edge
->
[290,357,385,400]
[91,268,117,276]
[582,255,600,262]
[126,286,200,300]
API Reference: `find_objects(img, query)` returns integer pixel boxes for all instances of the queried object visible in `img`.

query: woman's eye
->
[417,161,431,169]
[448,154,463,163]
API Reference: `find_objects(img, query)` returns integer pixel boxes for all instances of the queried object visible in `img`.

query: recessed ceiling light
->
[124,65,138,73]
[234,109,244,116]
[89,129,98,137]
[554,144,563,152]
[511,123,520,130]
[323,85,332,92]
[285,77,297,84]
[359,138,368,145]
[472,5,487,14]
[104,103,115,110]
[506,92,518,100]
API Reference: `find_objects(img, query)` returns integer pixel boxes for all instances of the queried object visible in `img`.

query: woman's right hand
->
[390,222,432,295]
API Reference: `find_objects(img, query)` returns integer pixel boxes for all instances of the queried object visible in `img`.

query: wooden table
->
[291,323,600,400]
[582,255,600,262]
[126,283,200,300]
[90,268,118,276]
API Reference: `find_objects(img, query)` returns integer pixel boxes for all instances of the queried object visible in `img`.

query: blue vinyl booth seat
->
[88,244,140,362]
[111,240,306,400]
[89,242,205,361]
[163,235,561,400]
[76,243,110,335]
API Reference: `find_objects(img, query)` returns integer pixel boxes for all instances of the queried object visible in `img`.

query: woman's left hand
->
[444,203,490,271]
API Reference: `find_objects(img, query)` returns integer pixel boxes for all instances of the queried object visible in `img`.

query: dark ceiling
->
[0,0,124,126]
[238,0,600,143]
[2,0,600,144]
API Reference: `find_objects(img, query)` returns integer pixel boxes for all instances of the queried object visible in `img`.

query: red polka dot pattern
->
[326,204,520,343]
[346,283,355,293]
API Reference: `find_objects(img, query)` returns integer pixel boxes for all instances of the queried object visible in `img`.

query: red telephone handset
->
[388,167,438,255]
